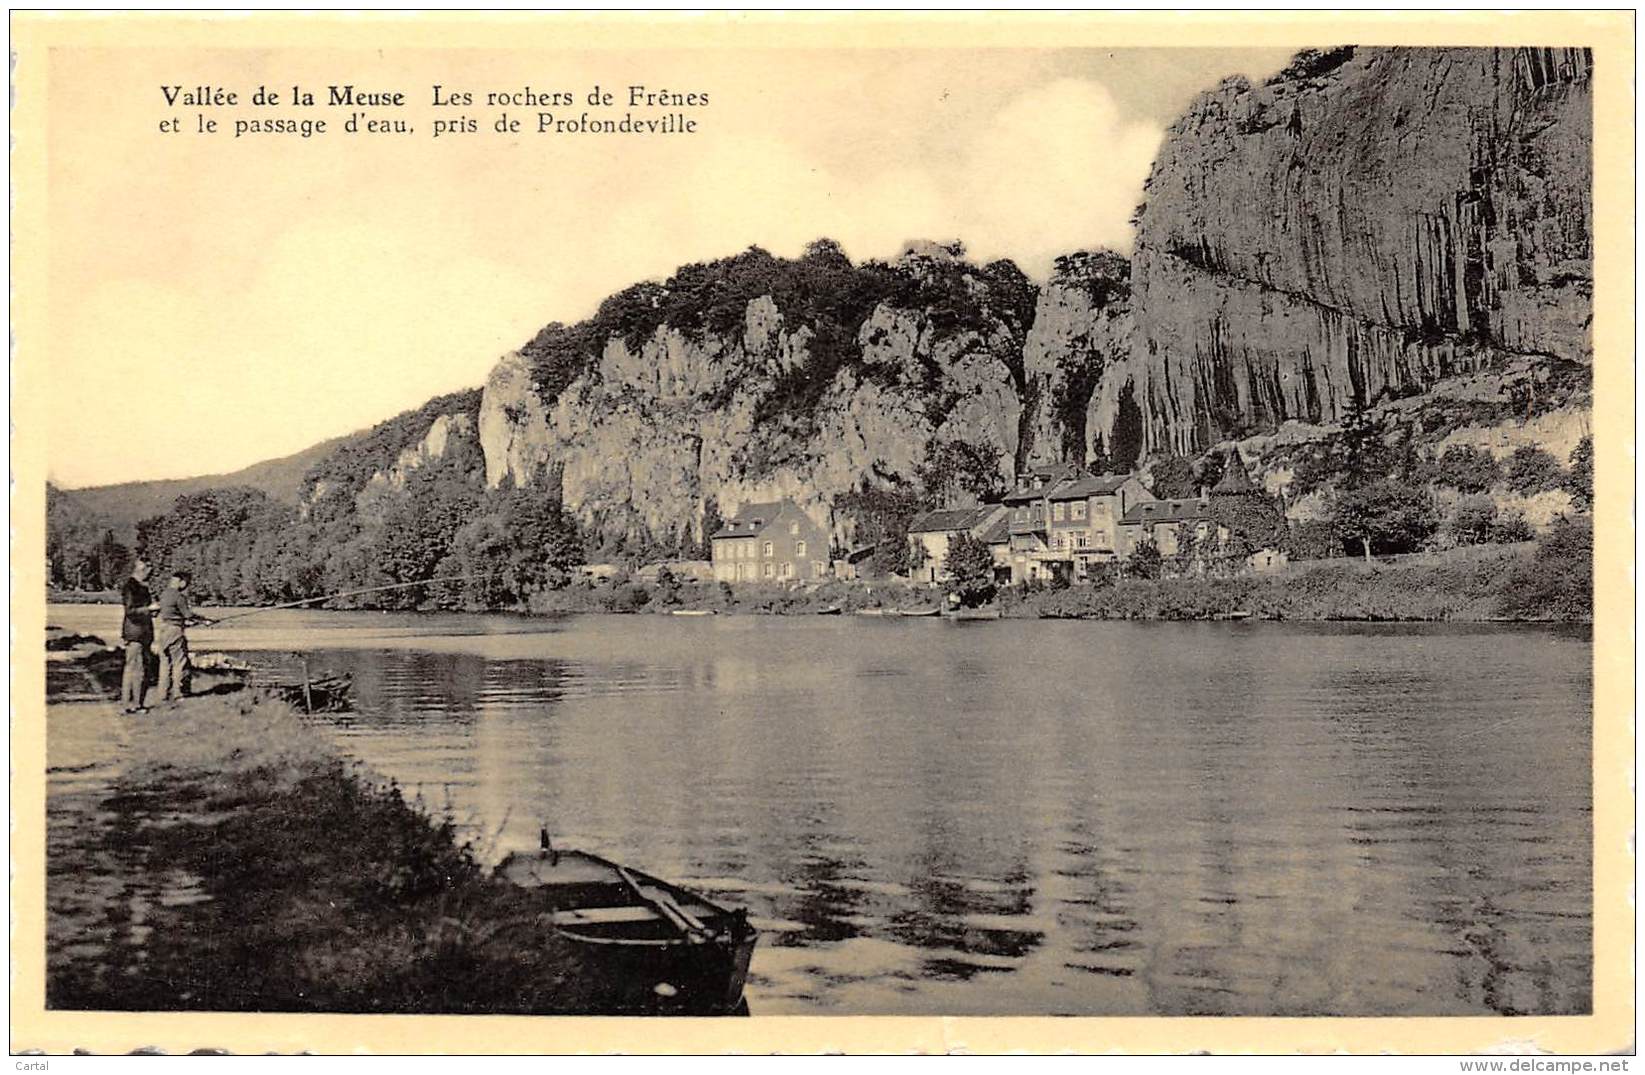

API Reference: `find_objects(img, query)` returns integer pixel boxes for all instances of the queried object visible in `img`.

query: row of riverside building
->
[704,448,1285,587]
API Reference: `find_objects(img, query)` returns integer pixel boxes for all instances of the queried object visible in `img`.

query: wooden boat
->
[814,605,843,615]
[896,606,941,617]
[854,608,892,617]
[271,672,353,713]
[188,652,254,697]
[670,609,718,617]
[945,607,1002,621]
[496,846,758,1015]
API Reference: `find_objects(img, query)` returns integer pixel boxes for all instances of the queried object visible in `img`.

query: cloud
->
[956,79,1163,271]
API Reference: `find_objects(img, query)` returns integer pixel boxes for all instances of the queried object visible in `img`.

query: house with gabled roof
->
[1115,447,1286,568]
[905,503,1009,584]
[710,499,831,584]
[1000,463,1154,583]
[1118,497,1215,557]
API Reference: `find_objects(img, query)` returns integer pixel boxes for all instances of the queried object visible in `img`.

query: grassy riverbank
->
[47,693,602,1014]
[999,527,1592,623]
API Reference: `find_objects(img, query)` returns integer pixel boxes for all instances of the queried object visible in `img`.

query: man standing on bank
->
[119,559,160,713]
[155,570,216,704]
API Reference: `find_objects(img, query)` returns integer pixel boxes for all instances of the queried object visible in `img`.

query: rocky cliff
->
[1103,46,1592,456]
[479,243,1037,549]
[461,46,1592,551]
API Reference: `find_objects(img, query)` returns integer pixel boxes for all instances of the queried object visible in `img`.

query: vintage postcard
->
[9,10,1634,1057]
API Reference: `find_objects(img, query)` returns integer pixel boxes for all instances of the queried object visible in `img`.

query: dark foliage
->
[1503,446,1566,496]
[1147,455,1197,499]
[300,391,483,521]
[1433,444,1502,494]
[1498,516,1592,621]
[1564,436,1593,506]
[1125,539,1164,580]
[1446,495,1499,547]
[834,481,925,578]
[1331,478,1439,559]
[1284,518,1346,561]
[1269,46,1358,84]
[942,533,998,608]
[918,438,1006,505]
[1109,385,1146,474]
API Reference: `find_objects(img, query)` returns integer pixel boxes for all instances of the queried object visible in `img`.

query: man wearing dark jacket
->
[119,560,159,713]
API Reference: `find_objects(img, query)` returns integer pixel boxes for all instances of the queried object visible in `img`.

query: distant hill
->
[50,434,351,535]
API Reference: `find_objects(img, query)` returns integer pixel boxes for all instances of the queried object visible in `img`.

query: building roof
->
[1212,448,1261,495]
[977,514,1011,545]
[1120,498,1211,526]
[710,499,788,539]
[907,505,997,534]
[1047,473,1132,500]
[1002,461,1089,503]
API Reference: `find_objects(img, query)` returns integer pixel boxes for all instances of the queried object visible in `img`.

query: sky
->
[45,45,1294,488]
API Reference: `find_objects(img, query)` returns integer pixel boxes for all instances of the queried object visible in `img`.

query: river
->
[46,605,1592,1016]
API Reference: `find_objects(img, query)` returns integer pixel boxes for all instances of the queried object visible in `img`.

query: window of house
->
[796,540,807,557]
[1076,533,1088,548]
[1053,501,1065,521]
[763,563,774,578]
[1071,501,1087,520]
[763,541,773,557]
[790,522,799,535]
[814,561,827,577]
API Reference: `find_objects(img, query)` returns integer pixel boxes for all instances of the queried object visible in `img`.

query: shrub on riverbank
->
[525,575,930,616]
[1497,516,1593,622]
[47,694,599,1014]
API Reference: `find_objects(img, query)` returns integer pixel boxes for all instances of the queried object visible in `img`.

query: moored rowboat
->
[496,847,758,1015]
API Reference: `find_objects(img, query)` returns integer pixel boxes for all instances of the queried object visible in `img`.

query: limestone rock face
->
[478,285,1029,550]
[1020,252,1133,466]
[1107,46,1592,455]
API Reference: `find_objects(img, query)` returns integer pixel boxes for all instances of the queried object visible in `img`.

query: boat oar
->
[198,574,488,627]
[615,864,712,943]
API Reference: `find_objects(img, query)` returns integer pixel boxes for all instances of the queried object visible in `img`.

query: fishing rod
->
[200,574,489,626]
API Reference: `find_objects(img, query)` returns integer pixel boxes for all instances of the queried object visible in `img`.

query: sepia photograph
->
[9,10,1633,1057]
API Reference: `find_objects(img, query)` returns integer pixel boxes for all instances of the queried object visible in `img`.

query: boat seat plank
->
[549,906,664,925]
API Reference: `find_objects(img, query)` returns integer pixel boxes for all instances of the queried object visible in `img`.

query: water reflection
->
[46,606,1592,1016]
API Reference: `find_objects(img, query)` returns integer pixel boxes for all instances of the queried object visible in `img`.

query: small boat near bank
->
[669,609,718,616]
[895,606,942,618]
[815,605,843,615]
[496,845,758,1015]
[945,607,1002,621]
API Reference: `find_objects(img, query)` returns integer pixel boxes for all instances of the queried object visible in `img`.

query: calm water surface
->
[49,605,1592,1016]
